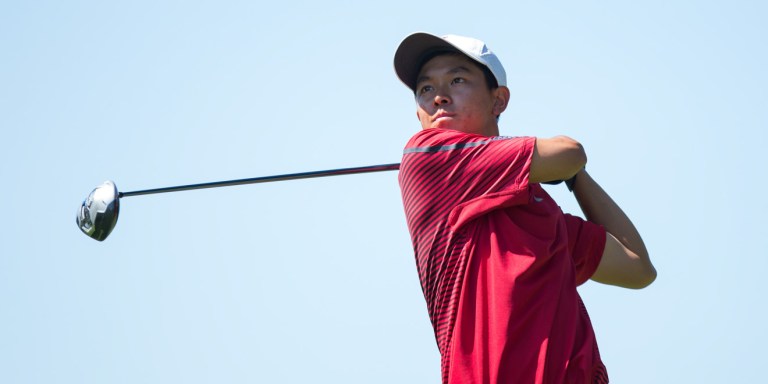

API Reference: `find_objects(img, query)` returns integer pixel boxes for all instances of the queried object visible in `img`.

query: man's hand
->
[541,174,578,191]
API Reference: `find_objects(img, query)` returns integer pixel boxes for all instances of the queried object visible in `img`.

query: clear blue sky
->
[2,1,766,383]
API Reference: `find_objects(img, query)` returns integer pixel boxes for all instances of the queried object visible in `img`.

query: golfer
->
[394,33,656,384]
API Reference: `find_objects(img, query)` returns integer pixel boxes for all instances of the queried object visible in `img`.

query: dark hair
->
[414,50,499,95]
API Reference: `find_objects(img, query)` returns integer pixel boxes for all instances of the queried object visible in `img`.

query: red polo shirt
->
[399,129,608,384]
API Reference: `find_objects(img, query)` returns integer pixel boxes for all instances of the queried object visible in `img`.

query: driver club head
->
[77,180,120,241]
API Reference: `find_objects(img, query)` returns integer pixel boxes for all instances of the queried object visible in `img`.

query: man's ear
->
[492,86,511,116]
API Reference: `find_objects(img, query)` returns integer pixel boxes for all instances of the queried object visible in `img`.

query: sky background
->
[2,1,766,383]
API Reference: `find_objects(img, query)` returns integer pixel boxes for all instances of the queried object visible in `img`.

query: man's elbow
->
[626,262,657,289]
[554,135,587,175]
[531,136,587,183]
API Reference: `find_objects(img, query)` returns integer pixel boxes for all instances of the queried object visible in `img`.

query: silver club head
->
[77,181,120,241]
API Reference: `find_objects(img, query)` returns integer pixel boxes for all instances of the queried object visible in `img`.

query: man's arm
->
[529,137,656,289]
[571,170,656,289]
[529,136,587,184]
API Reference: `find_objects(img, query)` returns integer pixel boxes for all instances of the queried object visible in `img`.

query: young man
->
[394,33,656,384]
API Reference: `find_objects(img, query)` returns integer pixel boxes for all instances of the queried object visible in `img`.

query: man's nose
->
[433,92,451,106]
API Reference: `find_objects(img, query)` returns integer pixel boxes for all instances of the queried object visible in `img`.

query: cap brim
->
[394,32,461,92]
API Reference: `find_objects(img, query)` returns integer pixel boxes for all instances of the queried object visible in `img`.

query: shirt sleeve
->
[564,214,607,285]
[399,129,536,232]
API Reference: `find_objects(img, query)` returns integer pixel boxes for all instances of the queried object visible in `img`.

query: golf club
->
[77,163,400,241]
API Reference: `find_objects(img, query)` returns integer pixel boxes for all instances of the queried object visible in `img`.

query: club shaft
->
[117,163,401,198]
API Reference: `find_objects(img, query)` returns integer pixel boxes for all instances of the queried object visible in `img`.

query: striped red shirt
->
[399,129,608,383]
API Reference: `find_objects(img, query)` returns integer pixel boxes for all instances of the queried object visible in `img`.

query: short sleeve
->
[445,135,535,230]
[564,214,607,285]
[398,129,537,232]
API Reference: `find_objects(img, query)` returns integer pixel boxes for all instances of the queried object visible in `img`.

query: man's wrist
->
[565,168,585,192]
[565,175,577,192]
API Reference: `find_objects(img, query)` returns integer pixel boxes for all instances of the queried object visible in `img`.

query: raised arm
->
[529,136,587,184]
[571,170,657,289]
[529,136,656,289]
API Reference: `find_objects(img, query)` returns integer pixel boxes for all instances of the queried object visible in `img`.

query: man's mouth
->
[433,111,455,121]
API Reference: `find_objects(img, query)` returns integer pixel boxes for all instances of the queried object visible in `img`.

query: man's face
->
[414,53,507,137]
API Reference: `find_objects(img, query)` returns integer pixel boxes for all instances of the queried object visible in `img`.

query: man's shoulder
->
[405,128,470,147]
[404,128,529,152]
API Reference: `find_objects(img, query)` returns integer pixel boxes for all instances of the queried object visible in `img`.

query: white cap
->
[394,32,507,92]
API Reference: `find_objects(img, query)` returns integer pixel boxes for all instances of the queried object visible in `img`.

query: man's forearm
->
[571,169,655,284]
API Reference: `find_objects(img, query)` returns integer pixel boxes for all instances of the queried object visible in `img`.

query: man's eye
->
[451,77,465,84]
[418,85,433,95]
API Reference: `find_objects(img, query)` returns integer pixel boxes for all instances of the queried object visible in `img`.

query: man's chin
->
[431,120,456,130]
